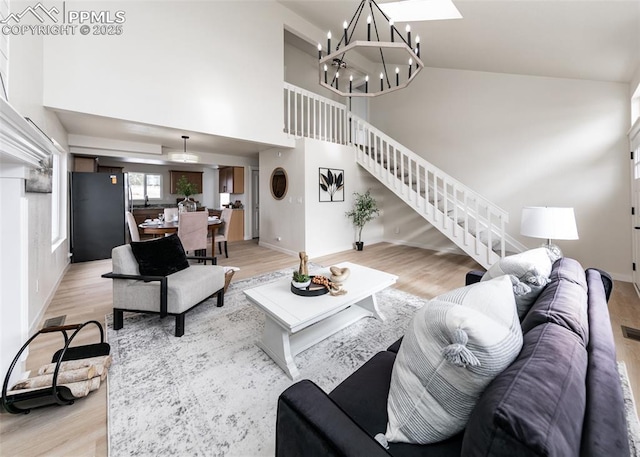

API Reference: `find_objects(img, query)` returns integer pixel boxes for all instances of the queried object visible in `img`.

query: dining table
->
[138,218,222,237]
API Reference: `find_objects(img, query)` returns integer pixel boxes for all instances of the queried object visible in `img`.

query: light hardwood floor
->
[1,240,639,456]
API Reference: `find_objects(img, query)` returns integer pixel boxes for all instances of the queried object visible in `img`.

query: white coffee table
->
[243,261,398,379]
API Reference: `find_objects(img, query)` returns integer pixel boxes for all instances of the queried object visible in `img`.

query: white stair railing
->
[283,83,523,268]
[284,82,348,145]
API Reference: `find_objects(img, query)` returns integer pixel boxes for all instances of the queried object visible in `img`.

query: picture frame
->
[25,157,53,193]
[319,167,344,202]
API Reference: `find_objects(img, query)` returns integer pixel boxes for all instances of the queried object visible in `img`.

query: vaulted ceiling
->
[56,1,640,164]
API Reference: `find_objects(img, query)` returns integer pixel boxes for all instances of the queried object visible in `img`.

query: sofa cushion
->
[461,323,588,457]
[130,233,189,276]
[383,276,522,445]
[482,247,555,319]
[581,269,630,457]
[329,351,464,457]
[520,275,589,345]
[119,264,225,314]
[548,257,587,290]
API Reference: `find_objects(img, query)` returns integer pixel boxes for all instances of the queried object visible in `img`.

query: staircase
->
[283,83,525,269]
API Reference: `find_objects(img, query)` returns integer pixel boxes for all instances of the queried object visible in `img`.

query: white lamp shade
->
[520,207,578,240]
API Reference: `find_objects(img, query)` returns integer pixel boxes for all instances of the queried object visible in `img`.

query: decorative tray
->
[290,276,329,297]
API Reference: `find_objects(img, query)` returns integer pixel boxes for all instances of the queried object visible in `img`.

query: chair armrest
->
[587,268,613,303]
[101,272,169,317]
[101,272,166,282]
[185,255,217,265]
[465,270,485,285]
[276,380,390,457]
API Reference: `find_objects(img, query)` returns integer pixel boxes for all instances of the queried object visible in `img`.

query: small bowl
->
[291,279,311,289]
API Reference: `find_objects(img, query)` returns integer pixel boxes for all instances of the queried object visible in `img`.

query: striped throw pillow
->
[382,275,523,445]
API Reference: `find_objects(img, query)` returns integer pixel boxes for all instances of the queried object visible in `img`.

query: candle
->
[367,15,371,41]
[380,72,384,91]
[395,67,399,86]
[336,72,339,90]
[317,43,322,60]
[415,35,420,58]
[390,20,394,42]
[343,21,348,46]
[349,75,353,93]
[324,64,328,84]
[408,58,412,78]
[406,24,411,48]
[327,31,332,53]
[365,75,369,93]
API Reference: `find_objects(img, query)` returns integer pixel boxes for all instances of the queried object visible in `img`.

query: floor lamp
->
[520,206,579,258]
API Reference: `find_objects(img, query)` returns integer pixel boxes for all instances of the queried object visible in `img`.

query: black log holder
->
[1,320,110,414]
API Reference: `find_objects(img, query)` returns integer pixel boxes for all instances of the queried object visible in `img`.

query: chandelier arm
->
[340,0,367,49]
[369,0,410,47]
[369,3,391,89]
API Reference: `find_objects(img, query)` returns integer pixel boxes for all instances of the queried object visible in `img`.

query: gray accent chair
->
[103,244,225,337]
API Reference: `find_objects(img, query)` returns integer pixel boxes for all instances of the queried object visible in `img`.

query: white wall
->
[42,1,292,149]
[303,138,383,257]
[371,67,632,279]
[259,138,384,259]
[1,28,70,383]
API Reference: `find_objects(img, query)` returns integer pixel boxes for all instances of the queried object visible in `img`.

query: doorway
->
[632,147,640,293]
[252,169,260,239]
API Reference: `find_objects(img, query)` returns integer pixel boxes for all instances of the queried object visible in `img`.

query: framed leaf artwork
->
[319,168,344,202]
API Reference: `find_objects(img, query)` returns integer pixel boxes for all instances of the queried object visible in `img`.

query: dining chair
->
[214,208,233,258]
[178,211,208,257]
[164,207,179,222]
[125,211,140,242]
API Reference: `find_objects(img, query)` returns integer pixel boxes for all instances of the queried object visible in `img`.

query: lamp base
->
[541,242,563,262]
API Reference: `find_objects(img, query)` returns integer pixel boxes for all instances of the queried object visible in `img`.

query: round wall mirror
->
[270,167,288,200]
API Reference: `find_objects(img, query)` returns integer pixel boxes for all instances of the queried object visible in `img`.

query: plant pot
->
[291,279,311,289]
[355,241,364,251]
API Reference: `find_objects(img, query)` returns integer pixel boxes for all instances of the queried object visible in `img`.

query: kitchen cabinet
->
[227,209,244,242]
[74,156,98,172]
[219,167,244,194]
[98,165,123,173]
[170,171,203,194]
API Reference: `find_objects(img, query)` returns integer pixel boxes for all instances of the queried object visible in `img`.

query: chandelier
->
[318,0,424,97]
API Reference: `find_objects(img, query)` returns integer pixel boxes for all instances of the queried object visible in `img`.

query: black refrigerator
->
[70,172,127,263]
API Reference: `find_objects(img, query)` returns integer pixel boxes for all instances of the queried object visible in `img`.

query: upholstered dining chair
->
[125,211,140,242]
[178,211,208,257]
[214,208,233,258]
[164,207,179,222]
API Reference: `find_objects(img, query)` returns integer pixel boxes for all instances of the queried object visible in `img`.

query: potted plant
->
[292,270,311,289]
[345,190,380,251]
[176,175,197,212]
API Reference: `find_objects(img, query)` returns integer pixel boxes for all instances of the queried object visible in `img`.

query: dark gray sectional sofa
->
[275,257,629,457]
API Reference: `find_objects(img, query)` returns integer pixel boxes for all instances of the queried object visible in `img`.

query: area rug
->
[106,266,426,456]
[618,361,640,456]
[106,267,640,457]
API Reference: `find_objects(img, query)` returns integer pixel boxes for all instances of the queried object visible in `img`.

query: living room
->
[1,0,640,455]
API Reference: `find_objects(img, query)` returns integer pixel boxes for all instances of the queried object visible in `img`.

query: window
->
[51,146,67,249]
[129,172,162,200]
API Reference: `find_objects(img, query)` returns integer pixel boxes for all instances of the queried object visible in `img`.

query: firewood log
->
[37,355,112,375]
[5,380,92,398]
[11,366,96,390]
[88,376,101,392]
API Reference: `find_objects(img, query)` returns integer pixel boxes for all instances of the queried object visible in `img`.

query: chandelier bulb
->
[416,36,420,43]
[406,24,411,32]
[327,31,332,39]
[343,20,348,29]
[365,75,369,82]
[367,15,371,24]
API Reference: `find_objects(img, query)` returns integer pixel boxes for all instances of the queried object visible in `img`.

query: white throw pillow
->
[381,276,523,445]
[481,247,556,319]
